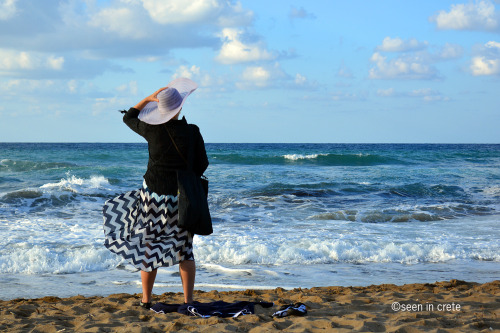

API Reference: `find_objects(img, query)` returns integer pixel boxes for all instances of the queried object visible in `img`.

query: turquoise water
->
[0,143,499,300]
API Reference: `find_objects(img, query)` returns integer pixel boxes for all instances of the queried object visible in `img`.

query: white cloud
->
[0,78,99,102]
[377,87,449,101]
[89,6,148,39]
[337,62,354,78]
[85,0,231,45]
[47,55,65,70]
[438,43,464,59]
[92,96,123,116]
[0,77,130,118]
[135,56,162,63]
[292,73,318,90]
[471,41,500,75]
[142,0,253,26]
[0,79,57,101]
[241,66,270,87]
[0,1,253,78]
[0,0,18,20]
[369,52,438,80]
[376,37,428,52]
[0,49,64,71]
[370,38,462,80]
[410,88,449,101]
[377,88,395,97]
[431,0,499,31]
[92,80,147,115]
[375,37,462,60]
[236,63,288,89]
[289,6,316,20]
[216,1,254,27]
[116,81,138,96]
[331,91,360,101]
[0,49,128,79]
[174,65,201,80]
[171,65,221,88]
[486,40,500,48]
[0,1,243,57]
[143,0,221,24]
[216,28,274,64]
[295,73,307,85]
[233,64,314,91]
[67,80,78,93]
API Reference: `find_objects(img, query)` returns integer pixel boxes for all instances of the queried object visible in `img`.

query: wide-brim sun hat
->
[138,77,198,125]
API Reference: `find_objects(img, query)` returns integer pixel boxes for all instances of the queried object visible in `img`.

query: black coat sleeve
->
[123,107,148,139]
[191,125,209,177]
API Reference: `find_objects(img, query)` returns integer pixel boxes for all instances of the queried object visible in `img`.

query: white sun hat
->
[138,77,198,125]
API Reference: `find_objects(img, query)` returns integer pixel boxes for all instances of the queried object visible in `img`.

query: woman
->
[103,78,209,309]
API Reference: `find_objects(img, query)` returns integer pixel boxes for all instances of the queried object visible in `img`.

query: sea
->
[0,143,499,300]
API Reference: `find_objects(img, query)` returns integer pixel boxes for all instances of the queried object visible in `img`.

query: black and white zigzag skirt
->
[103,181,194,272]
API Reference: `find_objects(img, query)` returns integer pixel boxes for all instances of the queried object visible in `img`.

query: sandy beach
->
[0,279,498,332]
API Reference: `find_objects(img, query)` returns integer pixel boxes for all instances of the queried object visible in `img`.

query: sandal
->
[139,301,153,309]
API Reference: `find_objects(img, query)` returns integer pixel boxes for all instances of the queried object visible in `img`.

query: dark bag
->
[166,127,212,235]
[177,169,212,235]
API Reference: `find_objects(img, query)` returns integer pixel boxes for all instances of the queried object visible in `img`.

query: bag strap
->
[165,127,191,169]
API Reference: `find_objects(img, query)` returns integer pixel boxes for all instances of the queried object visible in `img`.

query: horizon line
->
[1,142,499,145]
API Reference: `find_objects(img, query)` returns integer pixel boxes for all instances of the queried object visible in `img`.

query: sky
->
[0,0,499,143]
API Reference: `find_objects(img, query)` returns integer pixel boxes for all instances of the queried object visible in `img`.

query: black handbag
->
[166,127,212,235]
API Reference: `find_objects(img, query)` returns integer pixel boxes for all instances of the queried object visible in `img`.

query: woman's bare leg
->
[141,269,158,303]
[179,260,196,303]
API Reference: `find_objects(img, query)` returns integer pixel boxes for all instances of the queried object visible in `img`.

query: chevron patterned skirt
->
[103,181,194,272]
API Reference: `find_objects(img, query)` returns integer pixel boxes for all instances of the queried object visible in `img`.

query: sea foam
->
[192,232,500,266]
[283,153,327,160]
[0,244,118,274]
[40,174,110,193]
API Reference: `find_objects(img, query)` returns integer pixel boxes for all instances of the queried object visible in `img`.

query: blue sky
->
[1,0,499,143]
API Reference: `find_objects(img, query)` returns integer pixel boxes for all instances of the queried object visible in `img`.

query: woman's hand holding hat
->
[134,87,167,111]
[150,87,168,101]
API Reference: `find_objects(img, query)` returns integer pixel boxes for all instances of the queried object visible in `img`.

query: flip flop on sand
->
[272,302,307,318]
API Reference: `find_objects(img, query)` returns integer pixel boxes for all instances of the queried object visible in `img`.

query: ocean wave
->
[242,181,474,201]
[40,174,111,194]
[2,189,44,201]
[4,236,496,275]
[1,213,498,275]
[0,174,113,212]
[307,204,496,223]
[249,182,338,198]
[483,186,500,197]
[0,159,75,172]
[283,153,328,160]
[0,243,117,274]
[200,264,257,276]
[209,153,407,166]
[194,236,500,265]
[387,183,469,199]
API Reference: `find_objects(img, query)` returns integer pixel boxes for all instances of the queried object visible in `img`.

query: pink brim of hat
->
[138,77,198,125]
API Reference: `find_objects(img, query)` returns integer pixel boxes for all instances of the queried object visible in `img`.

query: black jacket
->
[123,108,209,195]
